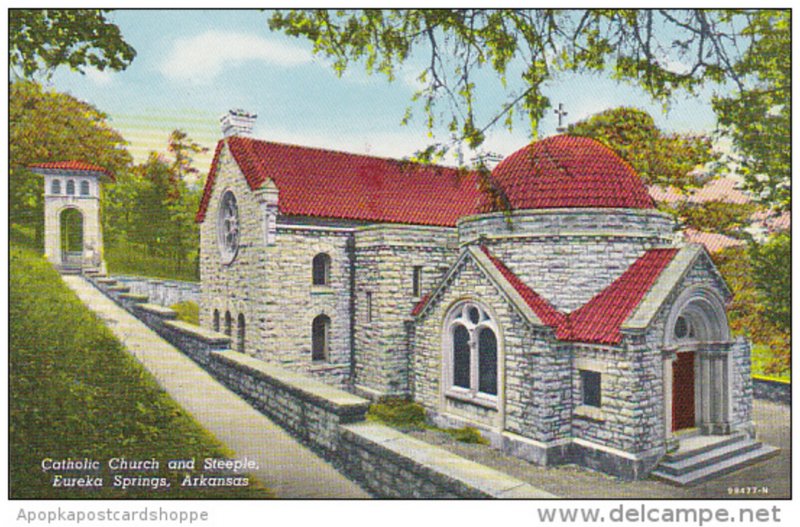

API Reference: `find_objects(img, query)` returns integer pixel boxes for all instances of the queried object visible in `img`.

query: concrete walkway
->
[62,275,370,499]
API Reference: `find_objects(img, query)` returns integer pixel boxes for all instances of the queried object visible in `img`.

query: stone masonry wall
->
[115,276,199,307]
[731,337,754,429]
[199,142,270,360]
[353,225,457,397]
[569,341,664,454]
[199,143,353,386]
[411,252,571,443]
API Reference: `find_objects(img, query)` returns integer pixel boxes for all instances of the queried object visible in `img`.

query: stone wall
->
[209,351,370,454]
[339,422,554,498]
[115,276,199,307]
[199,143,271,360]
[412,251,572,444]
[730,338,754,429]
[353,224,457,398]
[198,143,353,386]
[86,275,550,498]
[459,209,675,312]
[753,376,791,405]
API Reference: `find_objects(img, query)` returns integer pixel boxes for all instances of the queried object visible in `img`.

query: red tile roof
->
[475,245,678,345]
[484,135,655,211]
[196,136,482,225]
[28,160,114,180]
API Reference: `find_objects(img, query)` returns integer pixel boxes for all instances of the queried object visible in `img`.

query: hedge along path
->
[62,275,370,499]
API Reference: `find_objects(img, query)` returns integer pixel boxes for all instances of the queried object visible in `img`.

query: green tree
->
[268,10,776,163]
[749,232,790,334]
[665,200,757,237]
[566,107,721,190]
[168,129,210,184]
[713,245,790,375]
[9,80,132,246]
[713,11,790,212]
[104,130,205,281]
[9,9,136,79]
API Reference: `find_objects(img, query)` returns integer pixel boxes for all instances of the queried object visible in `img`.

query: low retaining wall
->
[753,376,791,405]
[114,275,199,307]
[209,351,370,454]
[85,273,552,499]
[339,422,554,498]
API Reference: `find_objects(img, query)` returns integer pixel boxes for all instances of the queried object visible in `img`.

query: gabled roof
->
[483,135,655,212]
[624,244,732,331]
[413,244,681,346]
[478,246,566,327]
[556,248,679,344]
[411,246,558,327]
[196,136,482,225]
[28,160,114,180]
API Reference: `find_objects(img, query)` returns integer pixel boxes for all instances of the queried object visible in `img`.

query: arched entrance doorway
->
[60,208,84,270]
[664,286,732,440]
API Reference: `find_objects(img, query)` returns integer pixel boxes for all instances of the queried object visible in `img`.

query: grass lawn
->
[751,344,791,382]
[170,301,200,325]
[9,244,271,498]
[106,244,198,283]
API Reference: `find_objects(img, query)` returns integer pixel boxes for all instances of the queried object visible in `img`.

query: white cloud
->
[160,30,312,83]
[85,67,113,86]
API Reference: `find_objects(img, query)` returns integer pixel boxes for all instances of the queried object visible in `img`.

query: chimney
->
[220,109,257,138]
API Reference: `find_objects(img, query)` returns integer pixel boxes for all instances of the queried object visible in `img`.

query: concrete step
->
[658,438,762,476]
[652,443,780,486]
[663,433,746,462]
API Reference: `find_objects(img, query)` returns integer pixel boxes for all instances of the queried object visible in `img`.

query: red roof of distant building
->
[29,160,114,180]
[556,248,678,344]
[196,136,482,225]
[684,229,745,253]
[648,177,751,205]
[484,135,655,211]
[750,209,791,233]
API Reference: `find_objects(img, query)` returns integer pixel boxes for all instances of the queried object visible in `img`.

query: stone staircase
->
[651,433,780,486]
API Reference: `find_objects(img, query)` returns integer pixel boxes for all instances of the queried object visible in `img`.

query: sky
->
[41,9,738,178]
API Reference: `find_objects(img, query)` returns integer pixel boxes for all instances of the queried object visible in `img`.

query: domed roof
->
[483,135,654,211]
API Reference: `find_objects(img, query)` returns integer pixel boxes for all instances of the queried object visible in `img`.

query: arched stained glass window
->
[444,301,500,401]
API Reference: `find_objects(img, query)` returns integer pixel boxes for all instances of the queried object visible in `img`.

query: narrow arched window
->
[478,328,498,395]
[312,314,330,361]
[51,179,61,194]
[66,179,75,195]
[224,311,232,337]
[237,314,246,354]
[213,309,220,332]
[452,324,471,389]
[80,180,90,196]
[312,253,331,286]
[445,301,499,400]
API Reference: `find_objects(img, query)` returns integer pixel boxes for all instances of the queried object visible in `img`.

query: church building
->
[196,109,759,480]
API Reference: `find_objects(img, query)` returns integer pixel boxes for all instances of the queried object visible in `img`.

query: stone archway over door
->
[60,208,84,269]
[664,286,732,440]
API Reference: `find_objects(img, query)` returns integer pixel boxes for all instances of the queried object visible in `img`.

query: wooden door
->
[672,351,696,431]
